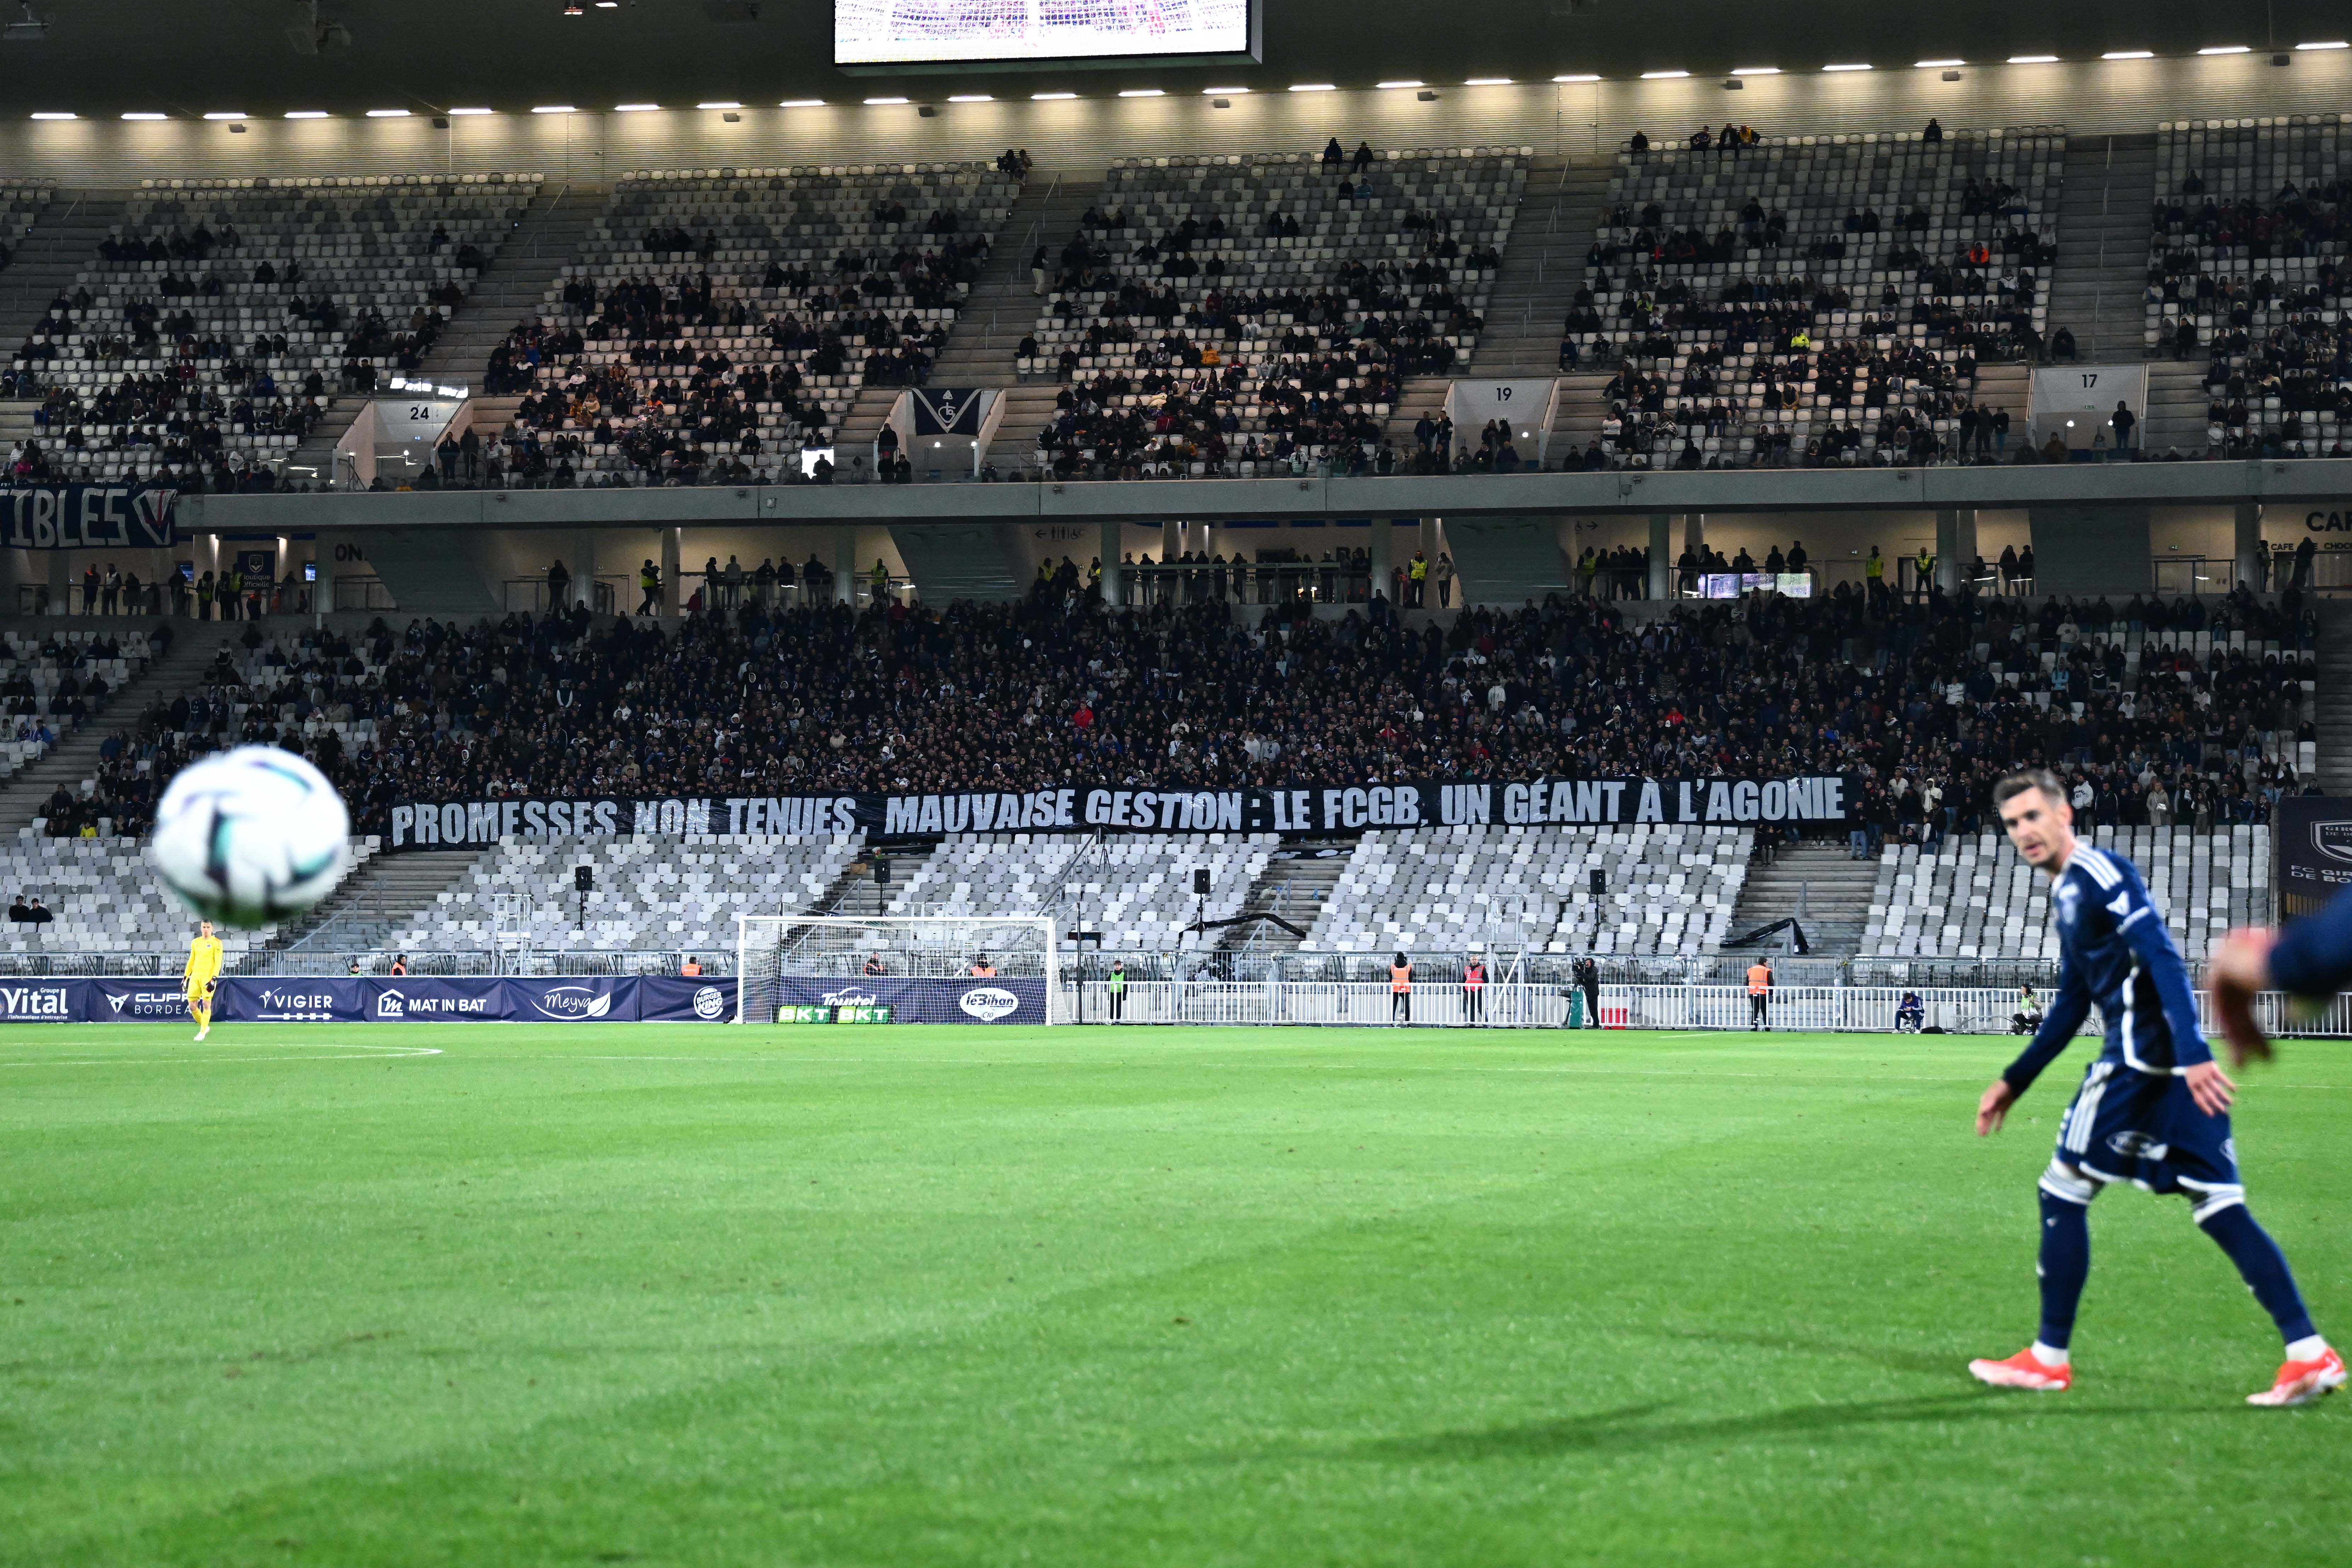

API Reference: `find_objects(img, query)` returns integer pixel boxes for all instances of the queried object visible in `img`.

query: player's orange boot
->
[1967,1347,2071,1392]
[2246,1345,2346,1407]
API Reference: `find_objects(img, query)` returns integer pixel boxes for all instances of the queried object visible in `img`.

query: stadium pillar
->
[1935,508,1976,594]
[660,526,680,617]
[569,529,597,611]
[834,525,855,605]
[2027,505,2152,596]
[1099,520,1122,608]
[1683,512,1704,564]
[1647,514,1670,599]
[2235,502,2265,592]
[1369,513,1394,606]
[1161,519,1179,564]
[313,531,337,625]
[47,547,69,617]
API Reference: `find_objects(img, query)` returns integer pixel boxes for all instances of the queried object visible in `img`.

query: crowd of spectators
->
[471,165,1012,490]
[1020,145,1514,479]
[79,564,2319,844]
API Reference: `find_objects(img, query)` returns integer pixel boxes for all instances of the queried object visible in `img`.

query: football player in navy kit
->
[1968,769,2343,1406]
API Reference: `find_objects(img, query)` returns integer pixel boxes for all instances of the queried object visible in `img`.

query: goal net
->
[735,914,1062,1025]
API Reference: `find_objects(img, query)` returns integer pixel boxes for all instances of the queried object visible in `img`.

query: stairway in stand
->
[1216,842,1357,953]
[983,383,1065,477]
[2047,133,2157,361]
[1468,154,1614,376]
[927,174,1100,386]
[830,386,905,480]
[2313,600,2352,796]
[267,848,488,955]
[287,184,606,485]
[0,193,125,466]
[0,619,236,834]
[2140,360,2211,456]
[0,192,122,352]
[1544,371,1616,468]
[416,185,605,385]
[1724,841,1880,958]
[1378,377,1450,454]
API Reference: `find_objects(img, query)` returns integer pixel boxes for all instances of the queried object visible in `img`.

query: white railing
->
[1065,982,2352,1036]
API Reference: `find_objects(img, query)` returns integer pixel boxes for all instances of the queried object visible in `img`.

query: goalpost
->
[734,914,1063,1025]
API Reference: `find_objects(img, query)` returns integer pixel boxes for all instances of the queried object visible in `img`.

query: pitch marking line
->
[0,1043,443,1067]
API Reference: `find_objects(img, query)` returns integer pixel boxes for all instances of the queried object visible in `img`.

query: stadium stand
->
[2148,116,2352,459]
[1864,822,2269,961]
[8,174,538,490]
[424,833,864,952]
[1306,824,1749,955]
[0,627,154,782]
[86,572,2316,862]
[893,831,1270,949]
[54,624,373,841]
[0,832,374,956]
[485,164,1017,485]
[1574,127,2059,469]
[1019,147,1526,478]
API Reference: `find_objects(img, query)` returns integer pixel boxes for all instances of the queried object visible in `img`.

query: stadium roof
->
[18,0,2350,120]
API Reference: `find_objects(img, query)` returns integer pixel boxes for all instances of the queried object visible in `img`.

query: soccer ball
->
[148,746,351,927]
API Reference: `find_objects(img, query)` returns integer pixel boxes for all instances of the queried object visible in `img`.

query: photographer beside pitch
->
[1969,769,2342,1407]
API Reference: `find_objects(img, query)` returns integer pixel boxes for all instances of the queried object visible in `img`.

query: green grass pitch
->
[5,1023,2349,1567]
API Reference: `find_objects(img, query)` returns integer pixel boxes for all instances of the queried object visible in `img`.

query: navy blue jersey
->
[2002,845,2212,1092]
[2269,876,2352,996]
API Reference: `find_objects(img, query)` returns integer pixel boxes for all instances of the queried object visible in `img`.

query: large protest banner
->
[384,776,1857,850]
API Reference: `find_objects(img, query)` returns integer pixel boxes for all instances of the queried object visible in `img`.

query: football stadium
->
[10,0,2352,1560]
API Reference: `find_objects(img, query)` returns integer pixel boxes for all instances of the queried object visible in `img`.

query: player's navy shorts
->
[2044,1059,2244,1219]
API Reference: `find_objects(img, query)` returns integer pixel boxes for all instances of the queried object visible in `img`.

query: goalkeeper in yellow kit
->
[184,920,223,1040]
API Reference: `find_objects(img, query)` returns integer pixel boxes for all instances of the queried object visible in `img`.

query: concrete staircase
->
[927,174,1097,385]
[282,184,604,487]
[831,385,903,480]
[0,193,124,460]
[0,618,235,833]
[416,184,605,383]
[270,848,486,954]
[2048,133,2157,361]
[1379,376,1451,456]
[1545,371,1615,468]
[1725,841,1879,958]
[275,392,373,490]
[0,193,121,349]
[983,382,1061,475]
[1470,154,1614,376]
[2141,360,2211,456]
[2313,600,2352,796]
[1218,841,1356,952]
[817,842,940,916]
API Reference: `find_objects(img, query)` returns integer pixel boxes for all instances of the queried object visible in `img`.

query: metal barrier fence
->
[1069,951,2063,990]
[1067,981,2352,1036]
